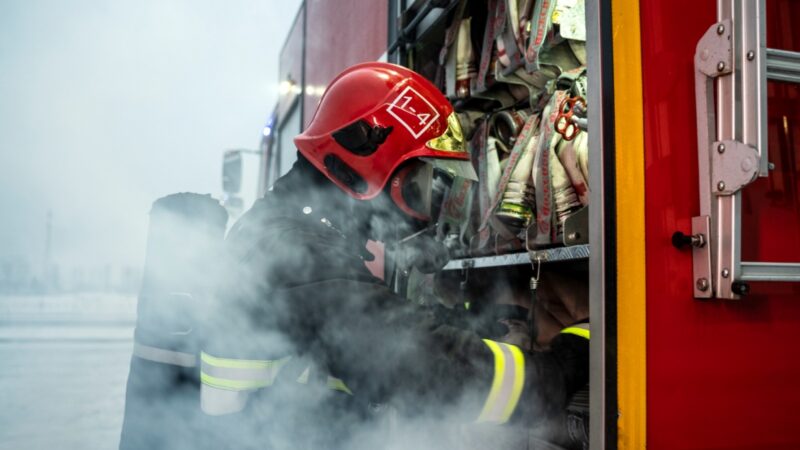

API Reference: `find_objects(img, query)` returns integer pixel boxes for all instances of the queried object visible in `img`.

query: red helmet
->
[295,62,475,219]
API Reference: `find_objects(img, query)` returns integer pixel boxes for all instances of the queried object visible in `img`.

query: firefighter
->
[200,62,589,449]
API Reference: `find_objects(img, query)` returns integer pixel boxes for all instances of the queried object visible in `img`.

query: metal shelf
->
[531,244,591,263]
[441,244,590,271]
[442,252,529,270]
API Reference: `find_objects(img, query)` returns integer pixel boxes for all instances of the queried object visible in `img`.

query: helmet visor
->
[420,157,478,181]
[390,161,434,221]
[390,156,477,222]
[423,112,477,181]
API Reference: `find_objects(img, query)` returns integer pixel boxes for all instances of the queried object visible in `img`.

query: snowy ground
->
[0,294,137,450]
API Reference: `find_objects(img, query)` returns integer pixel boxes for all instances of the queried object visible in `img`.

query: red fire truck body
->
[258,1,800,448]
[641,2,800,449]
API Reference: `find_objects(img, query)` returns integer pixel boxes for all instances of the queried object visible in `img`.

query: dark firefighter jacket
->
[198,157,590,450]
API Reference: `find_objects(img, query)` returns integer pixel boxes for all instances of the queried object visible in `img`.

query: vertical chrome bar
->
[586,0,607,446]
[721,0,765,297]
[693,17,732,298]
[695,7,747,301]
[740,0,759,152]
[717,0,734,141]
[754,0,768,177]
[716,196,740,298]
[737,0,767,176]
[694,62,713,219]
[714,0,739,298]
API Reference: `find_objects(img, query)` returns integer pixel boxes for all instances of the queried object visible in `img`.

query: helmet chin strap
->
[390,224,451,274]
[362,190,423,244]
[287,160,450,272]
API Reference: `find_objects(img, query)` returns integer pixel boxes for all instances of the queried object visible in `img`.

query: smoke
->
[0,2,320,449]
[118,154,591,449]
[0,3,588,447]
[0,0,300,285]
[117,180,498,450]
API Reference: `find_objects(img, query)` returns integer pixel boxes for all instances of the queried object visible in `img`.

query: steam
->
[1,2,311,449]
[0,2,588,447]
[0,0,301,291]
[120,179,529,450]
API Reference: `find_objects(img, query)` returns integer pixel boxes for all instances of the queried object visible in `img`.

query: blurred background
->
[0,1,301,448]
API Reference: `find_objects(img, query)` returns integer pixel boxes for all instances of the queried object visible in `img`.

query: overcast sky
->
[0,0,301,274]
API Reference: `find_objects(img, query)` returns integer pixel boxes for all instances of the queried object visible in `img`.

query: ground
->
[0,294,136,450]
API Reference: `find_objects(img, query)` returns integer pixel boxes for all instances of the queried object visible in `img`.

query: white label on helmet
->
[386,86,440,139]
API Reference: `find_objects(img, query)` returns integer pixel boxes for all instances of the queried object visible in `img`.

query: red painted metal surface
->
[640,0,800,448]
[765,0,799,52]
[302,0,388,128]
[741,0,800,264]
[741,79,800,264]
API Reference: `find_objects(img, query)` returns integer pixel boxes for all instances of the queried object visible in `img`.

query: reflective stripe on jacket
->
[476,339,526,424]
[560,323,590,340]
[476,323,590,424]
[200,353,353,416]
[132,341,197,368]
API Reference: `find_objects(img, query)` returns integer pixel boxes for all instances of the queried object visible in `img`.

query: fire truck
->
[223,0,800,448]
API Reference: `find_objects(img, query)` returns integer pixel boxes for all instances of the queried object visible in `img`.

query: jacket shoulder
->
[224,197,377,289]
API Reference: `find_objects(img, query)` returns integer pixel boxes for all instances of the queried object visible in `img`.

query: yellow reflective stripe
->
[477,339,525,424]
[503,344,525,421]
[561,325,590,340]
[327,376,353,395]
[477,340,505,422]
[200,351,287,369]
[200,372,272,391]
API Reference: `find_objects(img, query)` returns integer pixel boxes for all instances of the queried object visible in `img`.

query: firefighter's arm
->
[506,324,590,424]
[277,278,589,424]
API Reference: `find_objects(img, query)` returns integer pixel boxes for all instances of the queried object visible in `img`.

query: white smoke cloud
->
[0,3,589,449]
[0,0,300,278]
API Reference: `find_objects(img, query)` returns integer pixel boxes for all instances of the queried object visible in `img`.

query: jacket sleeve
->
[276,278,589,425]
[221,199,589,425]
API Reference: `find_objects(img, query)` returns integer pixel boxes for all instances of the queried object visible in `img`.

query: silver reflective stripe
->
[476,339,525,424]
[201,383,251,416]
[202,361,282,383]
[133,342,196,368]
[296,366,311,384]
